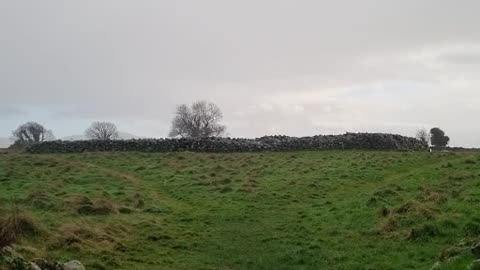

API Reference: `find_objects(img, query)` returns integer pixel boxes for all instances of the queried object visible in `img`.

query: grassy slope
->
[1,151,480,269]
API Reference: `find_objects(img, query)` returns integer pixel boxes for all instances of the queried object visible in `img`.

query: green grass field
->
[1,150,480,269]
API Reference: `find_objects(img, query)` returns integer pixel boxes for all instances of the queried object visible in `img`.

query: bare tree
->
[12,122,54,146]
[415,128,430,145]
[85,122,119,140]
[169,101,226,138]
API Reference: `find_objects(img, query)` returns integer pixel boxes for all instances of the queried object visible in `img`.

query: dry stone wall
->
[26,133,427,153]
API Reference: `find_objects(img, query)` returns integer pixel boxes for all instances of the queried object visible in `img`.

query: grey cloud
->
[0,106,26,117]
[1,1,480,146]
[438,52,480,65]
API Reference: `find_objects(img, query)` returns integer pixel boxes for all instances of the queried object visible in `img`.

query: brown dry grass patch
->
[0,208,41,248]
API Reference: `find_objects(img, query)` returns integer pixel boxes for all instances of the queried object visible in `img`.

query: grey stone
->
[430,261,441,270]
[63,260,85,270]
[30,262,42,270]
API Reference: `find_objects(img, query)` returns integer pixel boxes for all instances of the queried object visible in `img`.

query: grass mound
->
[66,196,117,215]
[407,223,441,240]
[76,200,116,215]
[50,221,128,255]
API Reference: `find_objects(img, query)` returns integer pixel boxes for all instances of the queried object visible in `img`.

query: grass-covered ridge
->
[1,151,480,269]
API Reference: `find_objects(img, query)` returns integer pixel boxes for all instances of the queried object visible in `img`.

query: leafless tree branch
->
[85,122,119,140]
[415,128,430,145]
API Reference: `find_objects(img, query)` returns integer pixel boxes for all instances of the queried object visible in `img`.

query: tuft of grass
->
[76,199,117,215]
[465,159,477,165]
[393,200,438,219]
[407,223,441,240]
[0,207,41,248]
[464,222,480,236]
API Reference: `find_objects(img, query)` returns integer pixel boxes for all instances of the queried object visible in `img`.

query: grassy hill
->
[1,151,480,269]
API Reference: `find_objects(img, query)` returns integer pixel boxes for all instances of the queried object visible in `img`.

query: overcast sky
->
[1,1,480,146]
